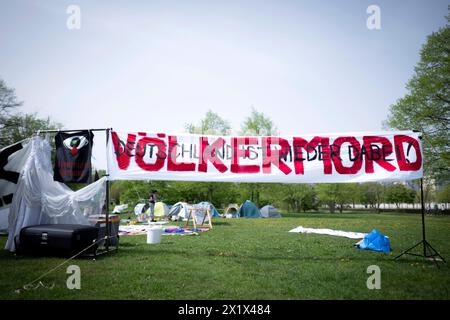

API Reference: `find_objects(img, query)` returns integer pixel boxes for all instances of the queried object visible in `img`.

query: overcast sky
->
[0,0,448,169]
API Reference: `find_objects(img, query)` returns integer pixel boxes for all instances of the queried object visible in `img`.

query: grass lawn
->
[0,211,449,300]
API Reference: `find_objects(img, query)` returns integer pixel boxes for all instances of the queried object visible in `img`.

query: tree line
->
[112,178,449,214]
[0,79,61,149]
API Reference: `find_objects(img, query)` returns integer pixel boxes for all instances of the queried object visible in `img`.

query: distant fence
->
[343,204,450,215]
[352,203,449,210]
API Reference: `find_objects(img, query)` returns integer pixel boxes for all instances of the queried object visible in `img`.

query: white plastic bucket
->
[147,227,162,244]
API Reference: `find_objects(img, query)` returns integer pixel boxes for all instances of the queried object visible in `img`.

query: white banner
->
[107,131,423,183]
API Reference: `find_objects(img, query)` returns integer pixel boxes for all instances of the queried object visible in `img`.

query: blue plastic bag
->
[355,229,391,253]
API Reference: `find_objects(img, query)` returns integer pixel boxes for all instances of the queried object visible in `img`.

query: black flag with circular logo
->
[53,131,94,183]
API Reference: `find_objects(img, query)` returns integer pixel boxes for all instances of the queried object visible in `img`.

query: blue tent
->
[356,229,391,253]
[197,202,220,217]
[239,200,261,218]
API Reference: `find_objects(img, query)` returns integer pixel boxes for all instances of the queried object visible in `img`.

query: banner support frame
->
[35,127,118,257]
[394,134,445,266]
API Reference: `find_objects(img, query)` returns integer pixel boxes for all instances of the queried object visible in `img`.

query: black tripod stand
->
[394,178,446,266]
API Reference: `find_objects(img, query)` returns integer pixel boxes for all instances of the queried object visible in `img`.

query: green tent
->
[239,200,261,218]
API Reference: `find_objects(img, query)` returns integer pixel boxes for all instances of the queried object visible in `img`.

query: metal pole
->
[105,128,111,251]
[420,178,426,256]
[417,133,426,256]
[35,128,110,134]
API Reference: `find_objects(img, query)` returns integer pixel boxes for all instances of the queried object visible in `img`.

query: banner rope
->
[14,235,118,294]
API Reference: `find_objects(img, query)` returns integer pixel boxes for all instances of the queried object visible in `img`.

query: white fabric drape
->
[0,139,32,232]
[289,226,366,239]
[5,136,106,252]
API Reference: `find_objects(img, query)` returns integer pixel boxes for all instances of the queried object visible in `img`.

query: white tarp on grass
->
[289,226,367,239]
[119,223,172,234]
